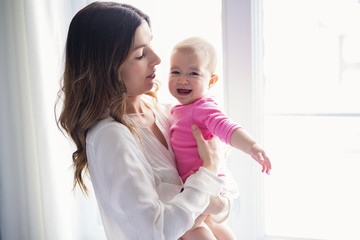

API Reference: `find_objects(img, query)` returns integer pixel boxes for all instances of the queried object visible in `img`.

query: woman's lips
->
[147,73,156,79]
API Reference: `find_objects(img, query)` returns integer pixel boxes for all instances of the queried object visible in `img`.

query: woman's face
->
[120,21,161,97]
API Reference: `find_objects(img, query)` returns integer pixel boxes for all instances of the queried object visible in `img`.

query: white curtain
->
[0,0,85,239]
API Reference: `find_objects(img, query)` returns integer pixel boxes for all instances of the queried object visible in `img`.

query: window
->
[223,0,360,239]
[262,0,360,239]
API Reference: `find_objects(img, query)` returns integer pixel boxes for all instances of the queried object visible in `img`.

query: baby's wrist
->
[248,142,258,154]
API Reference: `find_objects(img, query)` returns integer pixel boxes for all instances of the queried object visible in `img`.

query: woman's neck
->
[125,95,144,114]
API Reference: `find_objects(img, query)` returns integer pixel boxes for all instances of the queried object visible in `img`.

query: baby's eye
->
[189,72,199,76]
[171,71,180,75]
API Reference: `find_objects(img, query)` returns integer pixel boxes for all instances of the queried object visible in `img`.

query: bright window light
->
[262,0,360,239]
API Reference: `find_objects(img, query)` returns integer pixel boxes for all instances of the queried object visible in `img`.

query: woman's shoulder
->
[86,118,133,145]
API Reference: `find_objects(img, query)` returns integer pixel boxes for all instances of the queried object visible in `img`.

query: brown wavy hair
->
[56,2,158,195]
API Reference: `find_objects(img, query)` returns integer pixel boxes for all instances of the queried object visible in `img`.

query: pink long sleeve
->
[170,97,242,182]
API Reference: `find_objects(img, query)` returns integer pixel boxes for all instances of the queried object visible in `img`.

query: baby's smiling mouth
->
[177,89,192,95]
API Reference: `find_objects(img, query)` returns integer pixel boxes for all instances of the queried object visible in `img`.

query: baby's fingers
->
[262,155,271,175]
[263,164,271,175]
[251,151,263,163]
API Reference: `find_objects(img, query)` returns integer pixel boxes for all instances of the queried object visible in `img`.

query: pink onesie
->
[170,97,242,182]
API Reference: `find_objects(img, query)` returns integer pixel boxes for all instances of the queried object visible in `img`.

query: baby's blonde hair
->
[172,37,217,74]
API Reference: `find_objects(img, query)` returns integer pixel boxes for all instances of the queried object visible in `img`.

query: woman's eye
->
[135,53,145,60]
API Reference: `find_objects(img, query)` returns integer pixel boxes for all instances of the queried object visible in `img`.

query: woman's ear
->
[208,74,219,89]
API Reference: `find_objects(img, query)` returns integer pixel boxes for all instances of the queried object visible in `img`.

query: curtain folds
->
[0,0,77,239]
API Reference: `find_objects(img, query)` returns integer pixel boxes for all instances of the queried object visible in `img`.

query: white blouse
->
[86,100,224,240]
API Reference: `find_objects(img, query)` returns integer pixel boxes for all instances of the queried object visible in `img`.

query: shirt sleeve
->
[193,98,242,145]
[87,121,224,240]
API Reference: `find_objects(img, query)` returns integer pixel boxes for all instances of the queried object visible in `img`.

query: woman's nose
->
[150,48,161,66]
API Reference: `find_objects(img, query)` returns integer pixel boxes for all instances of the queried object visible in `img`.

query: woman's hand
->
[191,125,223,174]
[202,195,228,216]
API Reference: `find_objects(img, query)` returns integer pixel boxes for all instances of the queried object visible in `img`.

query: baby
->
[168,37,271,239]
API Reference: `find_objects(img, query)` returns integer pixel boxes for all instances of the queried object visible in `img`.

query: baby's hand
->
[249,143,271,175]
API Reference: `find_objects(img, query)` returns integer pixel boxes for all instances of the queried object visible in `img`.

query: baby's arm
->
[192,97,271,174]
[230,128,271,174]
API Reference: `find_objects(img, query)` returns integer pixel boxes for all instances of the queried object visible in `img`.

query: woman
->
[57,2,229,240]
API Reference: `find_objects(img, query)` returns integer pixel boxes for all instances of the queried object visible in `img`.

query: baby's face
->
[169,50,211,105]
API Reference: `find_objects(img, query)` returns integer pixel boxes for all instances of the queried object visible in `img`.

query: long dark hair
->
[56,2,157,194]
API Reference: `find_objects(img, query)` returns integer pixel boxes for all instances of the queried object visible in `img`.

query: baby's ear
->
[208,74,219,89]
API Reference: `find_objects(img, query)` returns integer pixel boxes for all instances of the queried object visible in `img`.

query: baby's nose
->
[178,76,188,84]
